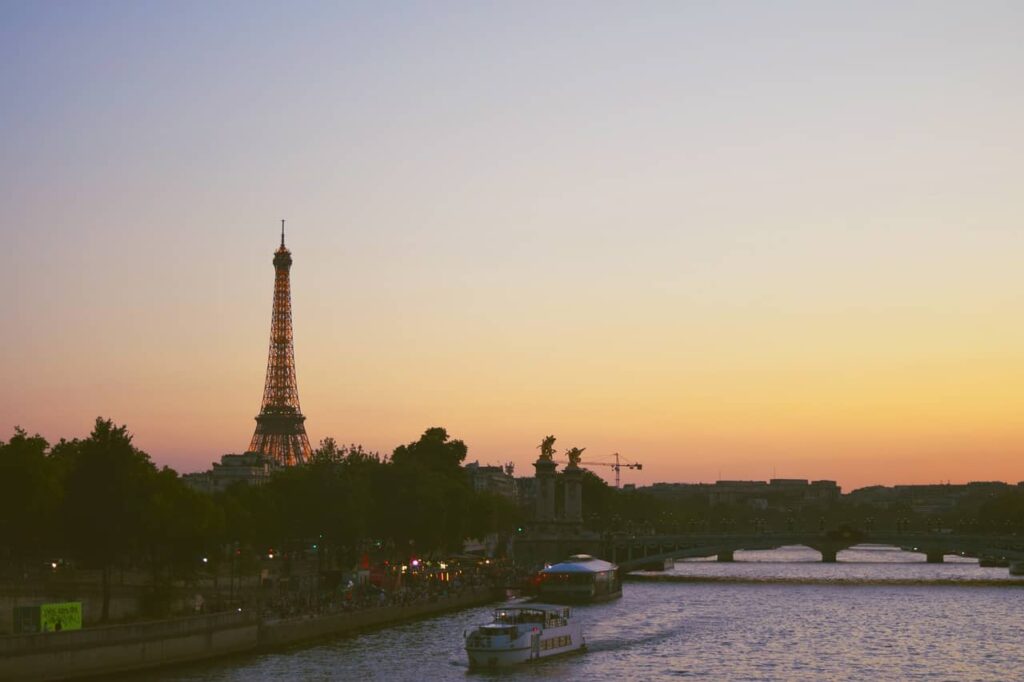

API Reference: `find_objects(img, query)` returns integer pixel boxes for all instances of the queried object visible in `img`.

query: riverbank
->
[0,586,503,681]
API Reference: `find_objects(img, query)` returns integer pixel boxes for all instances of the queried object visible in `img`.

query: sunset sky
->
[2,1,1023,490]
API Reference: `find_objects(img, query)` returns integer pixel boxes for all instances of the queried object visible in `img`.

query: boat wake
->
[582,624,683,654]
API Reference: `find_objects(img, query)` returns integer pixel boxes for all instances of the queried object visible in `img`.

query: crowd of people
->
[255,569,496,621]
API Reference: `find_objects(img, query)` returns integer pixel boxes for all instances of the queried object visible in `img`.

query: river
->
[138,545,1024,680]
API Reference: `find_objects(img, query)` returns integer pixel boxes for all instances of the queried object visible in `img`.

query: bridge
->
[607,531,1024,572]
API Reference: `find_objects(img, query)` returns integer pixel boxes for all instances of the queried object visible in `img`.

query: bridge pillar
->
[926,551,945,564]
[638,558,673,571]
[716,550,734,562]
[562,462,584,526]
[533,456,557,525]
[820,549,837,563]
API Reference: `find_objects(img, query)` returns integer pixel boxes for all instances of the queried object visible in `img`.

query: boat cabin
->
[491,605,570,629]
[538,554,622,603]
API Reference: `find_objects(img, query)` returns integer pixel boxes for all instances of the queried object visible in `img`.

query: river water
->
[142,545,1024,681]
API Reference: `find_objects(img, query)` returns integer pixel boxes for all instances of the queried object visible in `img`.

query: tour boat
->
[538,554,622,603]
[464,604,585,668]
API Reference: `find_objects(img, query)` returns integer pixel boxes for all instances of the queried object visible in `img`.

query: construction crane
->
[554,452,643,489]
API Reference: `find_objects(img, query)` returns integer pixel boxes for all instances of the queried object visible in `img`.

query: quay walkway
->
[0,586,503,681]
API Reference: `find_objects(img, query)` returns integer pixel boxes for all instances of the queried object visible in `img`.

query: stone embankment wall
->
[0,587,501,681]
[0,611,257,681]
[0,584,143,633]
[0,572,263,634]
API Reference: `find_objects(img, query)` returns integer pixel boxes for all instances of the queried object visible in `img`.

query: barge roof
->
[540,554,617,574]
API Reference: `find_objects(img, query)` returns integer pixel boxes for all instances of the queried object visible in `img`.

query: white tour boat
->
[464,604,585,668]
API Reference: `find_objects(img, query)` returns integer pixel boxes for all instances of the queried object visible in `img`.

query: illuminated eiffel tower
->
[248,220,312,466]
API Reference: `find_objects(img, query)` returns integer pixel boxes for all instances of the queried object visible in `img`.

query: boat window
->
[494,610,544,625]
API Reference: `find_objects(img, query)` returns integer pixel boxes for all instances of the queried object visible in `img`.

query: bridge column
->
[820,549,837,563]
[562,462,583,526]
[533,456,557,526]
[716,550,734,562]
[638,558,671,571]
[926,551,945,564]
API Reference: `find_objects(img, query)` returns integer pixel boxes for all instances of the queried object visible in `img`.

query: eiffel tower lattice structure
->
[248,220,312,466]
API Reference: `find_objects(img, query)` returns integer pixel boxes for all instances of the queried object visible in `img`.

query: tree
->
[141,468,224,583]
[60,418,157,621]
[310,437,344,465]
[0,428,57,566]
[389,428,472,554]
[578,469,614,530]
[466,492,522,545]
[391,427,467,472]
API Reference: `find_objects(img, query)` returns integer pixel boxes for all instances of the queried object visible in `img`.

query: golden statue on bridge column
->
[566,446,585,466]
[538,435,557,461]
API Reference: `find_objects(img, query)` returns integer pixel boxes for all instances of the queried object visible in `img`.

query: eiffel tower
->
[248,220,312,465]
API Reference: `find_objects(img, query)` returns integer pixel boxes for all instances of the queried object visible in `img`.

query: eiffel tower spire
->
[248,221,312,465]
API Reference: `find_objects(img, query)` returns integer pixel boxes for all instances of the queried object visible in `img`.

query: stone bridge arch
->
[608,531,1024,572]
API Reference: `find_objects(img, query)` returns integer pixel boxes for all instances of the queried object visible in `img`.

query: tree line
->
[0,419,520,619]
[6,419,1022,619]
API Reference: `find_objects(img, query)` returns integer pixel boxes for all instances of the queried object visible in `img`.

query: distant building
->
[515,476,537,512]
[845,481,1015,514]
[709,481,770,506]
[183,451,277,493]
[891,482,1008,515]
[806,480,842,503]
[642,478,840,510]
[464,461,517,499]
[646,482,709,500]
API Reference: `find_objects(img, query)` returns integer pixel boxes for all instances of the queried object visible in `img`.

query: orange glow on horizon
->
[3,3,1023,493]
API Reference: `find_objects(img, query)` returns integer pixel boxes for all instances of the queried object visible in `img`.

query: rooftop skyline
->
[3,2,1023,490]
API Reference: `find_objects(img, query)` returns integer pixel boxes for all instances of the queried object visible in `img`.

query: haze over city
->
[3,1,1023,490]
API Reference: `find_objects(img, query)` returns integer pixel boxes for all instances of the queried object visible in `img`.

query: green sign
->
[40,602,82,632]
